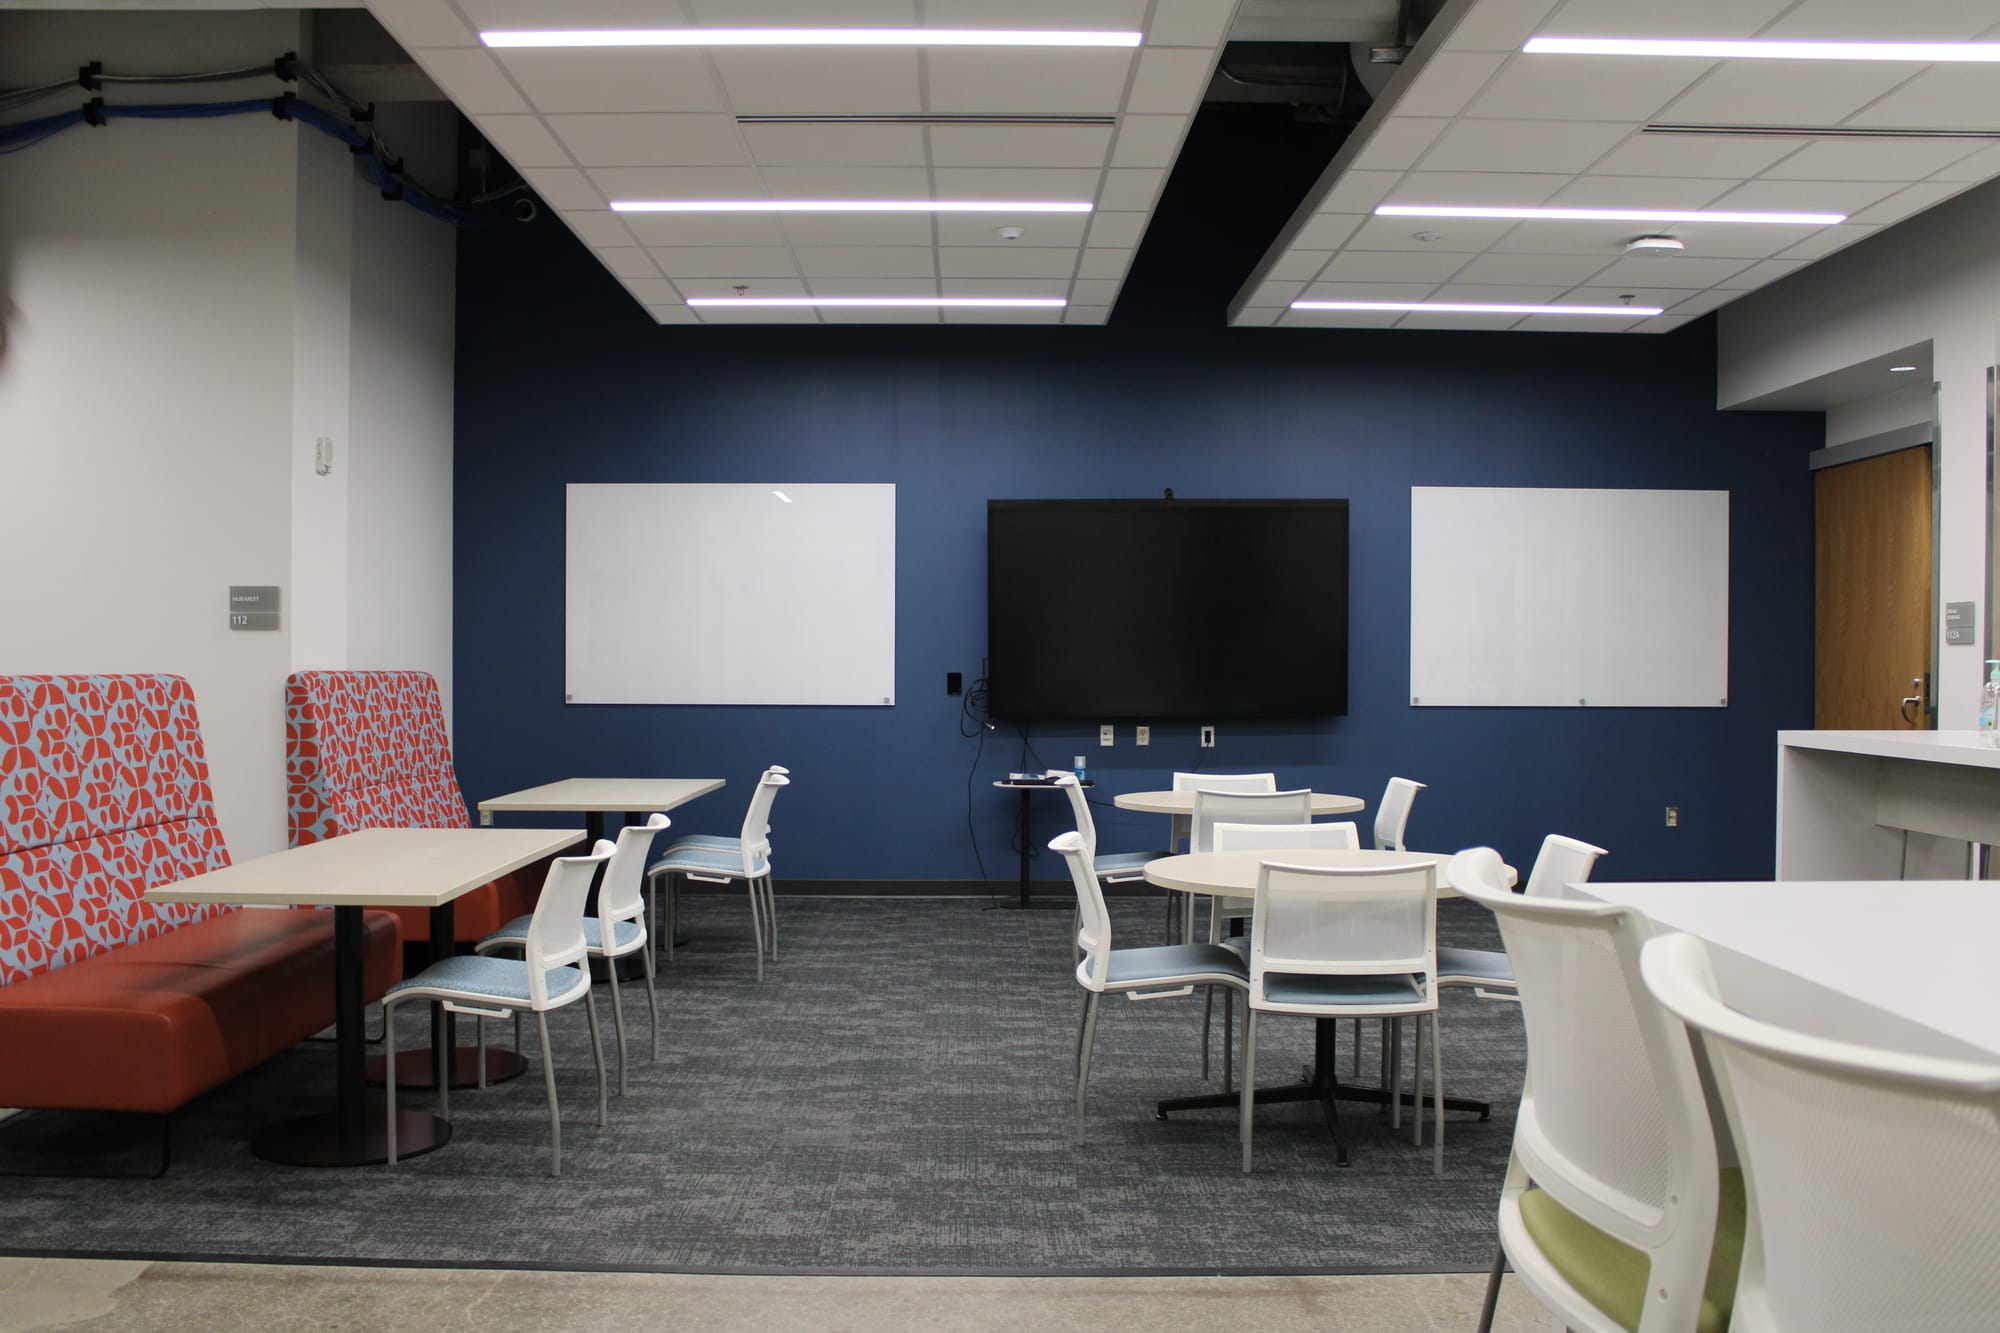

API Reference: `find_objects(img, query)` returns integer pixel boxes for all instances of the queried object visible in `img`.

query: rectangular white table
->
[1777,730,2000,880]
[147,827,583,1167]
[1580,879,2000,1062]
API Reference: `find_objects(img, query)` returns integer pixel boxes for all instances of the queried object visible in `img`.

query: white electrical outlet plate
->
[1200,725,1216,748]
[1135,725,1150,746]
[1099,724,1114,746]
[1665,806,1680,828]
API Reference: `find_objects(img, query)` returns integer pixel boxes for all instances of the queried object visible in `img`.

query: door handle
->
[1900,676,1924,726]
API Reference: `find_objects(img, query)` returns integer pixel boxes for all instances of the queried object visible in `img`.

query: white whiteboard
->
[565,483,895,706]
[1409,487,1728,708]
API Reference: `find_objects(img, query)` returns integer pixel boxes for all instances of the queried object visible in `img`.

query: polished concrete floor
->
[1,1257,1550,1331]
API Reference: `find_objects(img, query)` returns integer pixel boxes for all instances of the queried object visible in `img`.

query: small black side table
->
[993,778,1091,909]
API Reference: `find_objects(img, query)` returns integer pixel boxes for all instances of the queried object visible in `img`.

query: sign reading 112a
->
[229,586,280,631]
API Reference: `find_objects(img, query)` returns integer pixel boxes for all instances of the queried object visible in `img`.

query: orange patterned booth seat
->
[0,674,401,1120]
[286,670,538,943]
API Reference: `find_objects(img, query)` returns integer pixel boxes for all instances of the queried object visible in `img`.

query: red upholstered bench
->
[286,670,540,944]
[0,674,401,1169]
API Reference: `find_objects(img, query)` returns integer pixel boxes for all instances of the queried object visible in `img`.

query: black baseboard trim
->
[678,880,1168,899]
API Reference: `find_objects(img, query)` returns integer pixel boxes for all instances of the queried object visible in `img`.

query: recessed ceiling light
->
[1889,364,1919,373]
[1525,36,2000,63]
[1377,204,1844,225]
[611,200,1092,214]
[1291,300,1662,317]
[483,28,1144,49]
[687,297,1067,308]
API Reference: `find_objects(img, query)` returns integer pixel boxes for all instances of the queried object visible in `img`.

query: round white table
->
[1113,789,1365,817]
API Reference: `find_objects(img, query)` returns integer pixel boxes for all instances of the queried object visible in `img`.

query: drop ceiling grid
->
[372,0,1229,323]
[1235,0,2000,333]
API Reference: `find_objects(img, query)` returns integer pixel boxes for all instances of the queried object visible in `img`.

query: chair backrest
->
[1450,853,1720,1331]
[1058,770,1099,857]
[1373,776,1426,851]
[1249,859,1436,994]
[735,771,789,875]
[1172,771,1276,794]
[1050,827,1114,992]
[1524,833,1609,898]
[1642,932,2000,1333]
[1191,788,1313,852]
[523,839,617,1006]
[598,813,668,927]
[1211,820,1359,852]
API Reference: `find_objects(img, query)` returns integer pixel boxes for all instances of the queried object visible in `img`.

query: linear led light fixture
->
[1377,204,1845,225]
[687,297,1067,308]
[483,28,1143,49]
[611,200,1092,214]
[1525,36,2000,62]
[1291,300,1663,316]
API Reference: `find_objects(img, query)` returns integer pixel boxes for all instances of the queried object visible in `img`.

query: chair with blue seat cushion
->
[383,839,615,1177]
[477,813,669,1091]
[646,772,787,980]
[1450,851,1738,1333]
[1242,857,1442,1174]
[1161,772,1275,934]
[659,766,788,855]
[1051,829,1248,1145]
[1372,776,1426,851]
[1054,774,1171,956]
[1437,835,1608,1002]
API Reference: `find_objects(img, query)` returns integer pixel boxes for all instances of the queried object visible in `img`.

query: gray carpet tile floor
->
[0,895,1524,1274]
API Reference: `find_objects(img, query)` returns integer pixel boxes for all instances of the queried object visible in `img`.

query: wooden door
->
[1816,445,1933,728]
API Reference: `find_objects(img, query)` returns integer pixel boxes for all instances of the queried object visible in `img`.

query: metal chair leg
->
[436,1009,451,1123]
[1201,985,1214,1081]
[1222,989,1234,1093]
[606,957,629,1096]
[643,942,660,1061]
[1240,1008,1261,1173]
[1389,1017,1403,1130]
[536,1011,560,1177]
[1431,1011,1445,1177]
[1073,990,1091,1078]
[1413,1014,1426,1148]
[385,1000,400,1166]
[583,988,609,1127]
[1074,991,1101,1143]
[746,879,764,982]
[476,1016,488,1090]
[763,875,778,958]
[1476,1242,1506,1333]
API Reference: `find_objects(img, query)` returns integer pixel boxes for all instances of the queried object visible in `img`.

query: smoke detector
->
[1625,235,1685,255]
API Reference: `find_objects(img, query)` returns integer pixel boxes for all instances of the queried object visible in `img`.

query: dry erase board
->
[1409,486,1729,708]
[565,483,895,706]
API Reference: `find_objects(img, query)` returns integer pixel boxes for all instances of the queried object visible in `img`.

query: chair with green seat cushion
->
[1449,848,1734,1333]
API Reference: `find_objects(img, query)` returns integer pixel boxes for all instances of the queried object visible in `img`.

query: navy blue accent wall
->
[455,218,1818,883]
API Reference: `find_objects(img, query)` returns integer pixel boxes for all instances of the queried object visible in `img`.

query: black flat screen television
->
[986,499,1349,720]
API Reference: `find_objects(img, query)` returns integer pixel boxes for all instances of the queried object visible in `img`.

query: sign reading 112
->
[229,586,280,631]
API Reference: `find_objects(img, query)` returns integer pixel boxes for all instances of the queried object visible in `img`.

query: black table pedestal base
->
[366,1046,527,1090]
[250,1108,450,1167]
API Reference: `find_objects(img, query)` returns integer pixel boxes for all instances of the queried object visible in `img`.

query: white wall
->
[1719,178,2000,726]
[0,11,457,856]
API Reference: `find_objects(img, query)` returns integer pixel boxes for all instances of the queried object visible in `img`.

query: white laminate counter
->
[1777,730,2000,879]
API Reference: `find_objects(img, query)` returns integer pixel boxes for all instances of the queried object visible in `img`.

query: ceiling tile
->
[1588,254,1754,287]
[1846,67,2000,130]
[688,0,917,20]
[1465,54,1709,122]
[1761,0,1998,40]
[1349,117,1451,172]
[1420,119,1631,174]
[1252,278,1306,304]
[594,247,663,279]
[802,277,941,298]
[622,214,788,246]
[791,247,938,278]
[757,166,934,197]
[941,306,1065,324]
[926,50,1135,115]
[1386,53,1508,119]
[370,0,480,49]
[1713,258,1809,289]
[1075,248,1134,279]
[1778,224,1878,260]
[622,277,693,304]
[1449,252,1613,285]
[1509,312,1654,332]
[738,122,927,167]
[1846,181,1965,226]
[1277,308,1404,328]
[1659,63,1923,127]
[1064,305,1113,325]
[936,213,1089,247]
[1706,178,1902,213]
[930,167,1104,199]
[495,50,726,113]
[1317,250,1474,282]
[1762,137,1989,182]
[1291,214,1366,248]
[1265,250,1334,282]
[1126,47,1218,114]
[418,49,530,114]
[1537,0,1792,38]
[1442,0,1566,54]
[1563,285,1704,309]
[777,215,938,246]
[1931,142,2000,182]
[922,0,1147,25]
[1083,212,1149,248]
[1146,0,1236,49]
[937,277,1069,298]
[462,0,724,23]
[939,247,1079,278]
[1109,115,1188,167]
[646,246,799,277]
[584,166,766,200]
[1592,132,1805,179]
[531,168,607,209]
[711,49,922,115]
[928,123,1116,168]
[1069,278,1122,305]
[479,114,571,169]
[1343,215,1526,252]
[558,210,641,247]
[1291,280,1449,302]
[548,114,751,168]
[1097,168,1167,212]
[675,276,811,299]
[1545,175,1737,208]
[1387,171,1570,206]
[1319,169,1405,213]
[1427,283,1569,303]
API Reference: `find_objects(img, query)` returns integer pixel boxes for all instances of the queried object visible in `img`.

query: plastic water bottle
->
[1982,662,2000,741]
[1073,754,1088,784]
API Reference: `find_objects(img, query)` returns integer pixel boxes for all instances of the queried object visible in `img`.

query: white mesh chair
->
[1056,772,1172,898]
[646,771,787,980]
[1164,773,1274,932]
[1051,829,1250,1145]
[1372,776,1426,851]
[1241,858,1441,1174]
[1450,849,1742,1333]
[383,839,615,1177]
[1437,834,1608,1001]
[1184,787,1314,944]
[661,765,788,855]
[478,813,669,1090]
[1642,931,2000,1333]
